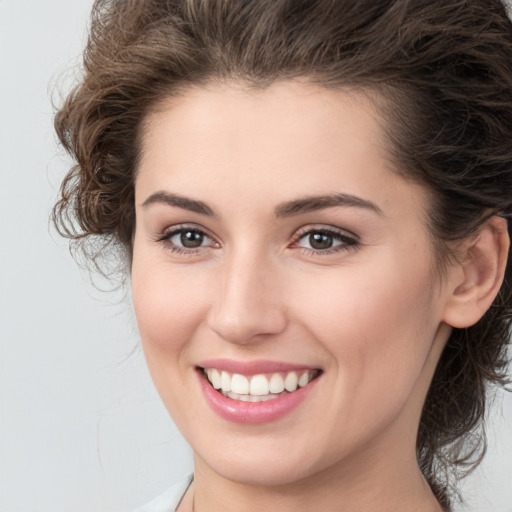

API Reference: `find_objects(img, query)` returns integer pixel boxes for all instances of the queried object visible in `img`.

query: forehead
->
[136,80,429,223]
[141,80,386,156]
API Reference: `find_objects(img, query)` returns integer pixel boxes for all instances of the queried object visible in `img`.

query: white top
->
[135,475,193,512]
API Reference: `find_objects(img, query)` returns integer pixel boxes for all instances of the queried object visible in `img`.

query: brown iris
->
[180,230,204,248]
[309,232,333,250]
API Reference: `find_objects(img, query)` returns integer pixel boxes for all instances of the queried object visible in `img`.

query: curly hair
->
[52,0,512,508]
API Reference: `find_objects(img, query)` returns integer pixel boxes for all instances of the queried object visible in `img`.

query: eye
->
[303,232,336,250]
[174,229,207,248]
[293,227,358,254]
[156,225,218,253]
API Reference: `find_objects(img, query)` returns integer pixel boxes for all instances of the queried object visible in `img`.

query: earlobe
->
[442,216,510,329]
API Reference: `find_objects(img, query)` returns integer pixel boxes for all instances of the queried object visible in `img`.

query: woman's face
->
[132,81,455,486]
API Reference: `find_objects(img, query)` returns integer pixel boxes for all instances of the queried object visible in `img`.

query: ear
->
[442,216,510,329]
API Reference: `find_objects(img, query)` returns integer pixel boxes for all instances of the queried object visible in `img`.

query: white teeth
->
[211,369,221,389]
[203,368,318,399]
[226,391,282,402]
[269,373,285,394]
[250,374,269,396]
[221,371,231,392]
[284,371,298,392]
[298,371,310,388]
[231,373,250,395]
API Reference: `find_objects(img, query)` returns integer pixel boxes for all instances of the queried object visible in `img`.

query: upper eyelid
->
[159,223,215,240]
[292,224,359,241]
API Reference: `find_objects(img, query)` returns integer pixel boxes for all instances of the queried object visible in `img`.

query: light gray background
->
[0,1,510,511]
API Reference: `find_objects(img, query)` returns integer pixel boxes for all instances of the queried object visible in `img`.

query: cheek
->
[131,257,213,428]
[290,259,438,399]
[131,254,210,362]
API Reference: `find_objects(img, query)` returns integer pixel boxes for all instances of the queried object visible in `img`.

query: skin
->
[131,80,468,512]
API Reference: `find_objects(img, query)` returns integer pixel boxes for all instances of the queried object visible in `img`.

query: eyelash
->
[290,226,359,255]
[155,224,217,255]
[155,224,359,256]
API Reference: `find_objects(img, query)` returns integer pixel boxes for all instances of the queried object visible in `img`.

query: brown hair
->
[53,0,512,508]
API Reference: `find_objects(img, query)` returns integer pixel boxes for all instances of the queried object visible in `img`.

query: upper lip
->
[197,358,321,376]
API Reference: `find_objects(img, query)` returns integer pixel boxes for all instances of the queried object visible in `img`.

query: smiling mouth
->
[200,368,322,402]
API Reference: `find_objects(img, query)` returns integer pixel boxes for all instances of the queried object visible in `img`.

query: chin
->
[192,432,342,488]
[205,456,320,487]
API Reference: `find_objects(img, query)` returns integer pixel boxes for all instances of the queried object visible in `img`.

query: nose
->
[206,250,288,345]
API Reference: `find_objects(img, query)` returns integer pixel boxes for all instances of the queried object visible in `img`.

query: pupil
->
[180,230,203,248]
[310,232,332,249]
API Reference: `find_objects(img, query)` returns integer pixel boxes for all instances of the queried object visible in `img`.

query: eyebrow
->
[142,191,216,217]
[275,193,383,217]
[141,191,382,218]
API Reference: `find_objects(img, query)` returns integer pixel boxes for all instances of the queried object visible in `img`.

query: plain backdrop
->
[0,1,511,511]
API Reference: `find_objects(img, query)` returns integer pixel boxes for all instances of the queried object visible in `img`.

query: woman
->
[53,0,512,510]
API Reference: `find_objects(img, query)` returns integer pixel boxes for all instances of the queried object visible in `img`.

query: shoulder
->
[134,474,193,512]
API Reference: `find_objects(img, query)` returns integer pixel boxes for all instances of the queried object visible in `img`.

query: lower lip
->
[198,371,319,424]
